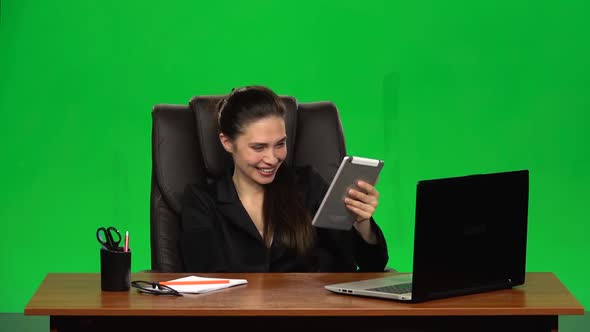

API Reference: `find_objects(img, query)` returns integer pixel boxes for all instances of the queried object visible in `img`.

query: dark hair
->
[218,86,285,140]
[218,86,315,256]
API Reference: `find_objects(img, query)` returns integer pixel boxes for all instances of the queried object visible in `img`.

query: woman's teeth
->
[258,168,274,174]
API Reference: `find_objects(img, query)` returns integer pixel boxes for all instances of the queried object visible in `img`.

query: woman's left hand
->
[344,181,380,223]
[344,181,380,244]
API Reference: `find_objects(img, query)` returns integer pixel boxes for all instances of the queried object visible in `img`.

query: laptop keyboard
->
[367,282,412,294]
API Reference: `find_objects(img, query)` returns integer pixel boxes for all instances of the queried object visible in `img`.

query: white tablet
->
[311,156,384,230]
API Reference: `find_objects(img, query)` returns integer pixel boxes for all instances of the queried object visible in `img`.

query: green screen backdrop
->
[1,0,588,314]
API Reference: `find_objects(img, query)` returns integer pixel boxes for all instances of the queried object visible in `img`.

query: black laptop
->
[325,170,529,302]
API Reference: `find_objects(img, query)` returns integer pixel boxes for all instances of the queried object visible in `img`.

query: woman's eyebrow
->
[249,136,287,146]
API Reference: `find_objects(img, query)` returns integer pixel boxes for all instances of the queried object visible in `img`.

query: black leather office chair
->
[150,94,347,272]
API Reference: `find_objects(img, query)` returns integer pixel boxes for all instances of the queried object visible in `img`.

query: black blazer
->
[179,166,389,272]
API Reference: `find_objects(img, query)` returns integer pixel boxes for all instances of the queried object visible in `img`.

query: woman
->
[180,86,388,272]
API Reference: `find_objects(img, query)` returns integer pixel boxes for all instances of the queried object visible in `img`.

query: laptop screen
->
[410,170,529,301]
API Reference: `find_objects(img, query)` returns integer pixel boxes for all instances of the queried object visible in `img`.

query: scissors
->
[96,226,122,250]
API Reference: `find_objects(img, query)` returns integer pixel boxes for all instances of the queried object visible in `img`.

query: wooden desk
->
[25,272,583,332]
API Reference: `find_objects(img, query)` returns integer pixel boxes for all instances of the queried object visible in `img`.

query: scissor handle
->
[107,227,122,245]
[96,227,121,249]
[96,227,108,246]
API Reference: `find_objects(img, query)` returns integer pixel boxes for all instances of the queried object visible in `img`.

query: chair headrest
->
[188,95,298,180]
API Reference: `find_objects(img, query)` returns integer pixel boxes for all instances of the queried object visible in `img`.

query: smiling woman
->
[178,86,389,273]
[218,87,288,187]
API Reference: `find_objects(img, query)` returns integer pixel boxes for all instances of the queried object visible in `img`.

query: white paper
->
[164,275,248,294]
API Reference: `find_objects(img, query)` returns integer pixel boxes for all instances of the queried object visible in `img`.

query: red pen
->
[124,231,129,252]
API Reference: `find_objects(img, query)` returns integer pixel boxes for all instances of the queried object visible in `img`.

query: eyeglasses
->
[131,280,183,296]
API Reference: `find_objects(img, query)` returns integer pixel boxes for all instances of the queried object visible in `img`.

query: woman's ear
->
[219,133,233,153]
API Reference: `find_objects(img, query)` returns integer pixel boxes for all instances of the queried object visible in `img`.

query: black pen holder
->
[100,247,131,291]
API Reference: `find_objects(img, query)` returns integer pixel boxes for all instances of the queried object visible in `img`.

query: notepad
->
[162,276,248,294]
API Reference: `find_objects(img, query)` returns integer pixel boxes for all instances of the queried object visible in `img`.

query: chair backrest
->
[150,95,347,272]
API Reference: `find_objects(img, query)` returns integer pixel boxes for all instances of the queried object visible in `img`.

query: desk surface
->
[24,272,583,317]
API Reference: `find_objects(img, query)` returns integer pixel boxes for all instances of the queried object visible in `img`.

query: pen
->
[124,231,129,252]
[159,280,230,286]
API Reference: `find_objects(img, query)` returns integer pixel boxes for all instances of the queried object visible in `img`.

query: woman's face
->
[220,116,287,186]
